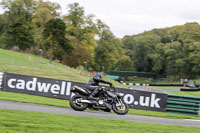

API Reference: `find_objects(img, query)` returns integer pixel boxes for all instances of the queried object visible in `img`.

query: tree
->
[0,14,8,35]
[63,42,91,67]
[64,2,97,55]
[0,14,8,48]
[6,22,34,50]
[0,0,35,50]
[65,2,84,30]
[113,56,134,71]
[32,0,61,49]
[122,36,136,58]
[122,32,161,72]
[121,22,200,79]
[164,41,183,79]
[188,42,200,78]
[62,2,99,68]
[43,18,73,63]
[94,29,124,72]
[149,43,166,74]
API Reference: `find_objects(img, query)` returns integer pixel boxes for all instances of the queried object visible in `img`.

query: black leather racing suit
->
[87,74,112,98]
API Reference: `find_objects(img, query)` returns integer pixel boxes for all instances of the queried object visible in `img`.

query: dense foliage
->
[0,0,200,79]
[43,18,73,62]
[122,22,200,79]
[0,0,125,72]
[0,0,35,50]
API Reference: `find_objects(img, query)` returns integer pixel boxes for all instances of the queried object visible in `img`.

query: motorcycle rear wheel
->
[70,95,88,111]
[112,101,129,115]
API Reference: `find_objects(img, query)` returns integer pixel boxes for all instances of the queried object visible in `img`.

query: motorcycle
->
[70,85,129,115]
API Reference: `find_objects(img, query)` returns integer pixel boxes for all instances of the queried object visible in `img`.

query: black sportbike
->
[70,85,129,115]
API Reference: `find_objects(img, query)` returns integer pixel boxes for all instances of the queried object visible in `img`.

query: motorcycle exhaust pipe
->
[72,85,90,96]
[80,99,94,104]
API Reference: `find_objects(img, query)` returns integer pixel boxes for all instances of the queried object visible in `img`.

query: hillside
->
[0,48,125,88]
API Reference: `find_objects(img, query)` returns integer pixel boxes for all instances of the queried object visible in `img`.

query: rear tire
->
[70,95,88,111]
[112,101,129,115]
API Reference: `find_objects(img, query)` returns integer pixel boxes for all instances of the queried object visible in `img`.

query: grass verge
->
[167,91,200,97]
[0,49,126,88]
[0,109,200,133]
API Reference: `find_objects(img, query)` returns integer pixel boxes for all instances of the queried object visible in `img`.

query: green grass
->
[0,48,67,69]
[0,109,199,133]
[154,86,200,97]
[0,49,125,88]
[167,91,200,97]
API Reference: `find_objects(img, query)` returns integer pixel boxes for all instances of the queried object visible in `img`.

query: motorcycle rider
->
[87,72,113,100]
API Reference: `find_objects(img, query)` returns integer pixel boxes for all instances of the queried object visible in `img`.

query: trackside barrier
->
[0,72,3,89]
[1,72,168,112]
[166,94,200,116]
[122,82,185,87]
[122,83,149,86]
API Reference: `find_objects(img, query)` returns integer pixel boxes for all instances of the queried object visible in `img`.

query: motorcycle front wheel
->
[112,101,129,115]
[70,95,88,111]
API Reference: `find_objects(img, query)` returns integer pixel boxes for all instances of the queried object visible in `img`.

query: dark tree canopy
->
[0,0,35,50]
[43,18,73,62]
[122,22,200,79]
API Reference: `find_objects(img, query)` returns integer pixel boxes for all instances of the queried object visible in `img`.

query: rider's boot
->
[88,95,98,101]
[88,88,99,101]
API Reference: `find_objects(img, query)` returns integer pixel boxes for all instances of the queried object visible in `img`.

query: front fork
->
[116,98,123,106]
[115,98,126,111]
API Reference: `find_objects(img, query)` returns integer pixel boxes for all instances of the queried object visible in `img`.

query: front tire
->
[112,101,129,115]
[70,95,88,111]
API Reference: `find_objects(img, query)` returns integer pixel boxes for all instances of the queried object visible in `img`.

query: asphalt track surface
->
[0,100,200,127]
[131,86,180,93]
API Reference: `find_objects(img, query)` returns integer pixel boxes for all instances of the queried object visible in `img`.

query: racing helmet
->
[95,72,102,78]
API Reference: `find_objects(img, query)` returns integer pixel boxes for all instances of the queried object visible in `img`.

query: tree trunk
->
[49,39,55,63]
